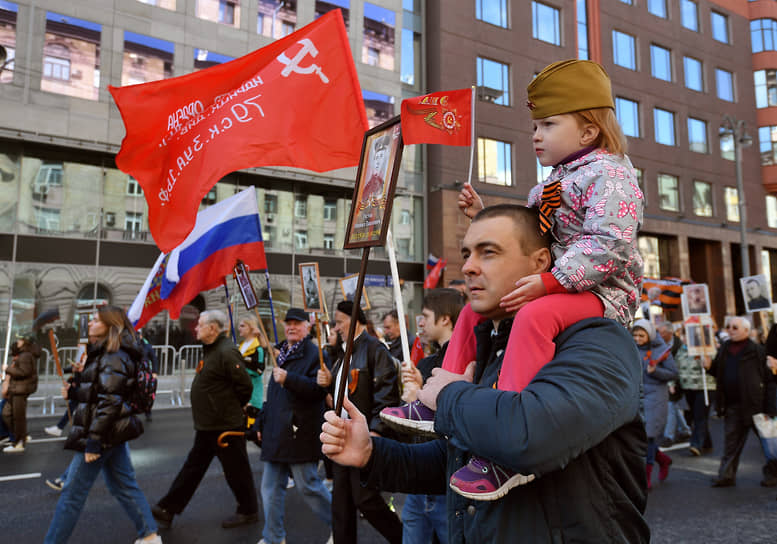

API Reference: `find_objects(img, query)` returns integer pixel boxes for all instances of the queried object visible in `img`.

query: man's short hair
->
[472,204,551,254]
[423,288,465,327]
[732,316,751,333]
[337,300,367,325]
[381,309,399,323]
[657,323,674,335]
[200,310,226,331]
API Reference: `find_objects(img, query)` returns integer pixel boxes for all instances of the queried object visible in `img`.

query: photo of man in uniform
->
[741,275,771,312]
[301,265,321,312]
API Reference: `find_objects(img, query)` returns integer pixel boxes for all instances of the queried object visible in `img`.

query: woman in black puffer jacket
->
[45,306,161,544]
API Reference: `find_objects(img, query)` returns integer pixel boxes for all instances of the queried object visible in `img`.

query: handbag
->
[752,413,777,461]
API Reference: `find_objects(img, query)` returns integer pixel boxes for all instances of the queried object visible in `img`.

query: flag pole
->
[466,85,476,186]
[223,278,237,343]
[315,313,326,371]
[264,270,279,344]
[386,228,411,363]
[334,247,370,416]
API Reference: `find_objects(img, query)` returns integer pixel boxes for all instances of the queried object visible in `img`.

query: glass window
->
[577,0,588,60]
[362,89,394,128]
[323,199,337,221]
[196,0,240,27]
[639,236,661,278]
[725,186,739,221]
[751,19,777,53]
[648,0,667,19]
[323,233,335,249]
[759,125,777,165]
[399,209,411,224]
[257,0,297,39]
[754,69,777,108]
[194,49,234,70]
[294,230,308,250]
[657,174,679,211]
[537,158,553,183]
[127,177,143,196]
[684,56,703,91]
[477,0,508,28]
[711,11,729,44]
[654,108,675,146]
[477,57,510,106]
[122,32,174,86]
[615,97,640,138]
[532,2,560,46]
[681,0,699,31]
[316,1,350,30]
[692,181,712,216]
[138,0,177,9]
[264,194,277,214]
[478,137,512,186]
[613,31,636,70]
[720,132,734,161]
[716,69,734,101]
[767,195,777,228]
[650,44,671,82]
[0,2,17,84]
[42,13,101,100]
[401,29,420,87]
[125,211,143,232]
[363,3,395,70]
[688,117,708,153]
[294,196,307,218]
[619,0,632,4]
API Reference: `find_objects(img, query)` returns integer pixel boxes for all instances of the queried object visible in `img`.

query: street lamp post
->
[721,115,753,278]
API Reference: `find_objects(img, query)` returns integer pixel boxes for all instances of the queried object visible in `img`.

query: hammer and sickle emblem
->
[276,38,330,84]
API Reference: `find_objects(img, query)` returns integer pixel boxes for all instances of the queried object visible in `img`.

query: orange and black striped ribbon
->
[538,180,562,234]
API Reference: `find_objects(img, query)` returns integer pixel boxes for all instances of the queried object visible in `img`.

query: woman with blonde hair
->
[45,305,161,544]
[238,315,268,409]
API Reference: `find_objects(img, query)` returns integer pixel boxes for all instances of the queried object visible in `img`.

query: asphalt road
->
[2,408,777,543]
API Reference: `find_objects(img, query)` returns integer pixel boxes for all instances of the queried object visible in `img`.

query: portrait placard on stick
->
[343,116,404,249]
[685,315,716,357]
[339,273,371,310]
[741,274,772,313]
[299,262,323,313]
[682,284,710,317]
[234,260,259,310]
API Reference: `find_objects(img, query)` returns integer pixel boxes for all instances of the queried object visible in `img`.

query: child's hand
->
[457,183,484,219]
[499,274,546,313]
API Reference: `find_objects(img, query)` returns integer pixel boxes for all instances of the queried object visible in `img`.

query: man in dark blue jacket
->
[257,308,332,544]
[321,205,649,543]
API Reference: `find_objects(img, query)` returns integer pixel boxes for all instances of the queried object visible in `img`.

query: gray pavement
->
[2,407,777,542]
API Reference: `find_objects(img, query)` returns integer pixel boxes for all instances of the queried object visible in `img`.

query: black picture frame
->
[343,115,404,249]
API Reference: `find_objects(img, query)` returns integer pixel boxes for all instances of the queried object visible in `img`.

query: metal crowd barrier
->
[23,344,209,417]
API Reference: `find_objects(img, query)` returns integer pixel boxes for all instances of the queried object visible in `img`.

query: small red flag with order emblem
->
[109,10,367,253]
[400,88,472,146]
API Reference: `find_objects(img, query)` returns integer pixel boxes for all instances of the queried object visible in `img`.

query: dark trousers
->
[718,404,766,481]
[685,390,713,450]
[332,463,402,544]
[2,394,28,443]
[158,429,258,515]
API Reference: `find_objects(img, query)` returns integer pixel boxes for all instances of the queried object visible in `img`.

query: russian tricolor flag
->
[128,187,267,329]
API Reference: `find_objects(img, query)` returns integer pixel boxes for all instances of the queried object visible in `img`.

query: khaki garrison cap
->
[526,59,615,120]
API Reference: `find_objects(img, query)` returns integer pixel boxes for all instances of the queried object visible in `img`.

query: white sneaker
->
[256,539,285,544]
[286,477,294,489]
[45,425,63,437]
[3,442,25,453]
[133,534,162,544]
[326,533,333,544]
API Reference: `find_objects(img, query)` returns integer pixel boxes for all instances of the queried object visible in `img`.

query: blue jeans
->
[261,460,332,544]
[664,400,691,440]
[402,493,448,544]
[44,442,157,543]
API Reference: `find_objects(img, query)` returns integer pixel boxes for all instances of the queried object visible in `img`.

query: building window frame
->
[613,30,637,71]
[532,1,561,46]
[653,108,676,146]
[657,173,680,212]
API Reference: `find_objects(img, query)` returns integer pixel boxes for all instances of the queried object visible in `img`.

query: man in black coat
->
[317,300,402,544]
[152,310,258,529]
[381,310,403,361]
[320,205,649,542]
[257,308,332,544]
[708,316,777,487]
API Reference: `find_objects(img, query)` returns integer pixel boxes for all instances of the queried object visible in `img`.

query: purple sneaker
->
[380,400,438,437]
[449,455,535,501]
